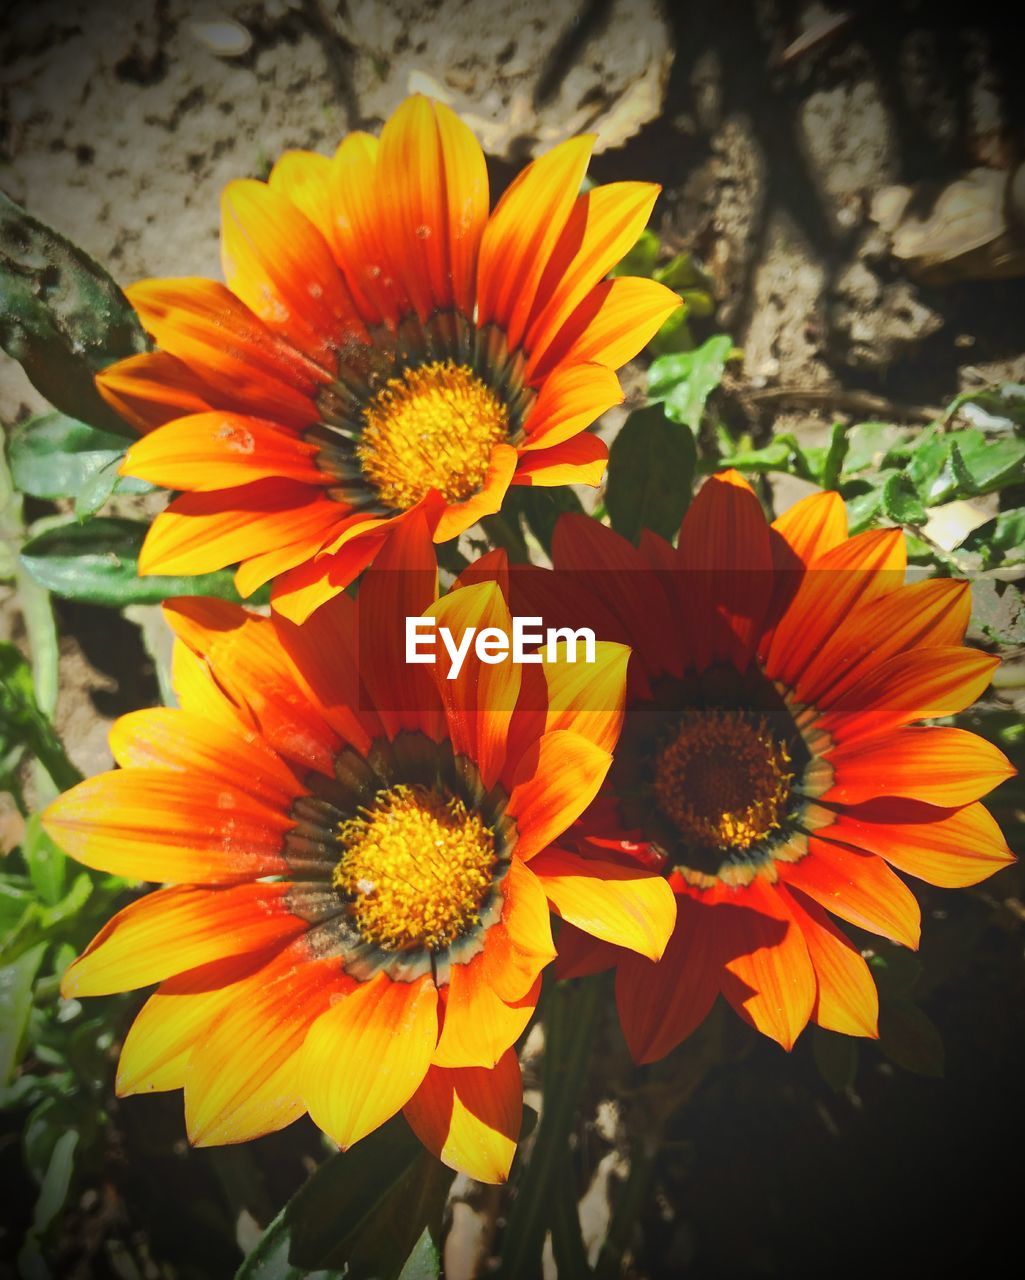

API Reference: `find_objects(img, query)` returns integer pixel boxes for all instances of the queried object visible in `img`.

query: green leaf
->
[716,433,815,480]
[0,943,46,1084]
[22,813,67,908]
[605,403,696,543]
[811,1026,858,1092]
[609,227,659,279]
[878,999,944,1077]
[0,191,146,433]
[957,508,1025,568]
[880,472,927,525]
[20,516,246,607]
[507,486,585,556]
[819,422,850,490]
[7,413,150,518]
[0,641,81,792]
[396,1228,441,1280]
[237,1120,454,1280]
[648,334,734,430]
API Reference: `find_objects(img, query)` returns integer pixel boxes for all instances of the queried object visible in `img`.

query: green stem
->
[30,723,82,794]
[591,1137,658,1280]
[481,510,529,562]
[497,977,603,1278]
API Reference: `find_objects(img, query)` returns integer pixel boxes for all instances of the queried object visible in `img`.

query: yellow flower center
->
[654,708,793,852]
[333,783,497,952]
[357,359,509,510]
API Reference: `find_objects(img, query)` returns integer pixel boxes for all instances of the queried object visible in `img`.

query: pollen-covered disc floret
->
[654,707,794,853]
[333,782,497,951]
[357,359,509,510]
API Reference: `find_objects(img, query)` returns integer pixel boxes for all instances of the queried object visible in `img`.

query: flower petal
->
[531,847,676,961]
[117,949,282,1096]
[526,277,680,383]
[779,884,878,1038]
[505,729,613,860]
[42,769,292,883]
[221,178,367,364]
[404,1049,521,1184]
[433,961,539,1069]
[301,973,438,1148]
[717,877,816,1051]
[185,950,352,1145]
[510,433,608,488]
[824,726,1014,807]
[526,181,661,365]
[126,278,323,427]
[519,362,623,452]
[542,638,630,754]
[615,893,722,1063]
[477,135,594,350]
[96,351,221,433]
[124,412,327,491]
[770,490,847,565]
[376,95,489,318]
[780,842,921,948]
[816,800,1014,888]
[139,479,341,579]
[62,883,305,997]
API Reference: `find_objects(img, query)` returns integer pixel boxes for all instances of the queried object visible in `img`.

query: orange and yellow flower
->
[42,515,675,1182]
[98,95,679,622]
[500,473,1014,1058]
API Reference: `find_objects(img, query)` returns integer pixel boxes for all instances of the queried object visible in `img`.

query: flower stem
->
[497,976,603,1278]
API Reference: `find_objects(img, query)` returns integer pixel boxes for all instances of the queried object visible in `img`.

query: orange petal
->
[677,470,774,671]
[123,412,327,491]
[423,580,521,788]
[42,769,292,883]
[169,639,250,732]
[505,729,612,860]
[271,527,391,624]
[477,135,594,350]
[268,149,336,246]
[510,433,607,488]
[434,442,519,541]
[792,578,973,710]
[117,948,282,1096]
[815,646,999,745]
[531,847,676,961]
[818,800,1014,888]
[376,95,489,318]
[110,706,300,810]
[824,726,1015,807]
[433,960,539,1069]
[163,598,341,775]
[482,858,556,1002]
[765,528,906,686]
[404,1048,521,1184]
[62,883,305,997]
[186,951,352,1145]
[555,921,620,980]
[221,178,367,365]
[779,884,878,1038]
[520,362,623,451]
[780,842,921,948]
[126,278,323,427]
[770,490,847,565]
[139,479,341,579]
[526,181,662,366]
[718,877,816,1051]
[615,895,721,1063]
[96,351,221,433]
[301,973,438,1149]
[526,276,680,383]
[542,638,630,754]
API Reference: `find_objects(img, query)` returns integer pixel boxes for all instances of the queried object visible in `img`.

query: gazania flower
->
[98,95,679,623]
[42,515,674,1182]
[500,472,1014,1058]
